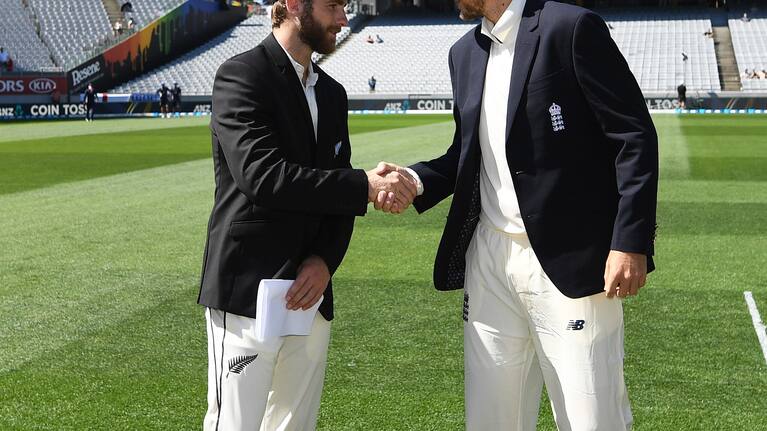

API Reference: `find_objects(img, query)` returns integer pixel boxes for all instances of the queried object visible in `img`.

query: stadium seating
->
[111,12,359,95]
[111,14,274,95]
[127,0,187,28]
[319,15,476,95]
[729,17,767,91]
[0,0,57,71]
[319,10,721,95]
[602,10,721,92]
[29,0,114,70]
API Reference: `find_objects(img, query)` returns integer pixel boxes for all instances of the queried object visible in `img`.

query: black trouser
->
[86,103,95,120]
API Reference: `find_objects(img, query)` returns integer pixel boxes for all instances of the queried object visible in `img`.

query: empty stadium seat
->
[29,0,114,69]
[0,0,57,71]
[110,13,359,95]
[729,16,767,91]
[602,9,721,92]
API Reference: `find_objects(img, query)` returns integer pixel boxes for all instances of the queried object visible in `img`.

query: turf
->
[0,114,765,430]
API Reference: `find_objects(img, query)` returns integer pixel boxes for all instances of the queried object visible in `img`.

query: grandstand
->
[111,12,361,96]
[111,13,274,96]
[0,0,196,73]
[320,15,475,95]
[111,9,730,97]
[128,0,187,28]
[2,0,767,105]
[729,15,767,91]
[602,9,721,92]
[0,0,57,71]
[29,0,114,70]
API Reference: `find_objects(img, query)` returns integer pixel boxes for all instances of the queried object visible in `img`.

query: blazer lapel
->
[313,70,334,167]
[262,34,318,152]
[504,1,541,142]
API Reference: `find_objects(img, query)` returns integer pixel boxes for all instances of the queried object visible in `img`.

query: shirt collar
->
[480,0,526,45]
[276,37,318,88]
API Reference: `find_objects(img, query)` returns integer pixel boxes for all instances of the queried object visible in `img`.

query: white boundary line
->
[744,291,767,365]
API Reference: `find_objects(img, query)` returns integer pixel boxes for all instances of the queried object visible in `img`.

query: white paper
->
[255,279,322,343]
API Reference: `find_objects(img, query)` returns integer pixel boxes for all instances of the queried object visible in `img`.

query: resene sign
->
[67,57,106,93]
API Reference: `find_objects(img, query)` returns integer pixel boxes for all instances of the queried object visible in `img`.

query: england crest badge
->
[549,103,565,132]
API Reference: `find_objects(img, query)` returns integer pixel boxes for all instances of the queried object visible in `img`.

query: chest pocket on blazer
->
[524,69,575,165]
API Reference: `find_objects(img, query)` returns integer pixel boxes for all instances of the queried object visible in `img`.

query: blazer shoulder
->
[539,0,598,30]
[215,45,268,79]
[449,24,481,59]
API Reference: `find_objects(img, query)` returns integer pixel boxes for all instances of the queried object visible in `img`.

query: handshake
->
[365,162,418,214]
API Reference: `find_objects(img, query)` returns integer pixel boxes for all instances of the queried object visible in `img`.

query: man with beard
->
[198,0,417,429]
[374,0,658,429]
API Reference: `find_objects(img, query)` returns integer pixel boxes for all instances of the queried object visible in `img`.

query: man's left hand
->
[603,250,647,298]
[286,255,330,310]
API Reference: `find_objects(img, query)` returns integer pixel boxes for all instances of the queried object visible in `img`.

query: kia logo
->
[29,78,57,94]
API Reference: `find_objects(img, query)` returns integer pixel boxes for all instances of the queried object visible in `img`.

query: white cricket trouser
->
[464,219,632,431]
[204,308,331,431]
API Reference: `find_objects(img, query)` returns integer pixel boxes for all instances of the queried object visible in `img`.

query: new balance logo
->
[462,292,469,322]
[227,354,258,377]
[566,320,585,331]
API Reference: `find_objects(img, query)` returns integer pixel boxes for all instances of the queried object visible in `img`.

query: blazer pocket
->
[527,69,565,95]
[229,220,274,238]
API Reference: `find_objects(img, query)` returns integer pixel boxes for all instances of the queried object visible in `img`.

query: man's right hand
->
[366,162,418,214]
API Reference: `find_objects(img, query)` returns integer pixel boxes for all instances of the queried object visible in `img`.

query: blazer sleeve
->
[410,47,463,213]
[211,59,369,216]
[310,92,356,274]
[572,12,659,255]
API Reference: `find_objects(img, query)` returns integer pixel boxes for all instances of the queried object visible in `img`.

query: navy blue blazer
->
[411,0,658,298]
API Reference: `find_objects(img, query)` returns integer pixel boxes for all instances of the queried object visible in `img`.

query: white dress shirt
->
[409,0,527,233]
[478,0,527,234]
[278,40,319,141]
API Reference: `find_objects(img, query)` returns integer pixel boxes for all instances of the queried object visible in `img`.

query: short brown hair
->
[271,0,287,28]
[272,0,314,28]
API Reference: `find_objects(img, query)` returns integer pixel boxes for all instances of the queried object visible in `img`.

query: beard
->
[456,0,484,21]
[299,8,339,55]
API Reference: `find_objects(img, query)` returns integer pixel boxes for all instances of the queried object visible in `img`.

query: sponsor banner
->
[1,103,87,119]
[0,100,210,120]
[348,97,454,112]
[645,96,767,110]
[349,96,767,112]
[5,96,767,121]
[68,56,106,94]
[130,93,161,102]
[0,76,68,95]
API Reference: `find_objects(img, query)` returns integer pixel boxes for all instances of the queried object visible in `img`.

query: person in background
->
[83,83,97,122]
[0,48,9,72]
[172,83,182,115]
[677,82,687,109]
[368,75,376,92]
[157,83,171,118]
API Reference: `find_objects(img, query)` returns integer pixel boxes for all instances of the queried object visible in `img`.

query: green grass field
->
[0,114,765,430]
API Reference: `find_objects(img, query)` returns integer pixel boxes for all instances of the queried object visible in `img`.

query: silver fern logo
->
[227,354,258,377]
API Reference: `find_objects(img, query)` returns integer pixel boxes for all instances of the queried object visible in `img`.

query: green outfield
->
[0,114,765,430]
